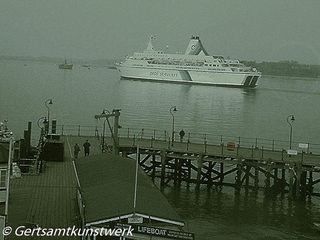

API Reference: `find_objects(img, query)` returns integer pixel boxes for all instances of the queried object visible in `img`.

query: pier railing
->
[56,124,320,154]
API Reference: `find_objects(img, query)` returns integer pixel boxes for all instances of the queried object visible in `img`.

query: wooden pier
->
[61,125,320,199]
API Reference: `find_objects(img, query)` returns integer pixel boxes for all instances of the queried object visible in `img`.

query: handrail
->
[55,124,320,154]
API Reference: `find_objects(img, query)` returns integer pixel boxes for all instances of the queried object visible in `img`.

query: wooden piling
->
[265,163,272,190]
[295,163,302,196]
[254,166,259,190]
[289,165,294,198]
[187,159,191,187]
[308,171,313,194]
[160,150,166,189]
[235,161,242,189]
[207,162,213,188]
[196,155,203,190]
[219,162,224,186]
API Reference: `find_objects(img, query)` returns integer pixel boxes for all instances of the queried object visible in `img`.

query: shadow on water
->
[241,87,257,97]
[162,186,320,239]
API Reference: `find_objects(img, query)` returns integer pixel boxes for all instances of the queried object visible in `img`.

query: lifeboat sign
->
[191,45,196,50]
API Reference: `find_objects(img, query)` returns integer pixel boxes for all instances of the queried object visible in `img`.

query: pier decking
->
[7,137,84,239]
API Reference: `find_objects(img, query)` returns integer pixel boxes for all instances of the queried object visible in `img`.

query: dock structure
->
[59,125,320,199]
[8,133,194,239]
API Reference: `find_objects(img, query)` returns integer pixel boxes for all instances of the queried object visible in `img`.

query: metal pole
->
[289,125,292,149]
[287,115,295,149]
[133,145,139,212]
[172,114,175,146]
[170,106,177,146]
[45,99,53,133]
[113,110,120,155]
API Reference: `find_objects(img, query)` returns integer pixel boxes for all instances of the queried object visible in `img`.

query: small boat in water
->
[59,59,73,70]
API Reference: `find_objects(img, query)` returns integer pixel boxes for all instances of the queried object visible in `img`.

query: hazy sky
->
[0,0,319,64]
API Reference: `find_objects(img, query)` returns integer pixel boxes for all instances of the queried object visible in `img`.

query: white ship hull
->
[117,66,260,87]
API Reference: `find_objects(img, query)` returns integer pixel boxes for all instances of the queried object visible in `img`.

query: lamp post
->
[286,114,295,149]
[170,106,177,146]
[45,99,53,132]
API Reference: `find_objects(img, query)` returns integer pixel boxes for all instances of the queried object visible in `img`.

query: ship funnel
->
[145,35,156,52]
[185,35,209,55]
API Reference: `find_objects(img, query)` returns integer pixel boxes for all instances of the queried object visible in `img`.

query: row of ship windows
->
[146,61,227,67]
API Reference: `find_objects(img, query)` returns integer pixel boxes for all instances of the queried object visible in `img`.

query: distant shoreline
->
[1,56,319,79]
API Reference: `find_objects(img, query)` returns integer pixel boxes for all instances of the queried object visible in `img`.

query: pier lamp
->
[45,99,53,128]
[286,114,295,149]
[170,106,177,146]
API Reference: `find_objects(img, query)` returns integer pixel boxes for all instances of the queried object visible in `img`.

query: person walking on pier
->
[73,143,80,159]
[179,129,185,142]
[83,140,91,156]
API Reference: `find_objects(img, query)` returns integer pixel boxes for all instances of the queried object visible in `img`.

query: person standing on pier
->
[83,140,91,156]
[74,143,80,159]
[179,129,185,142]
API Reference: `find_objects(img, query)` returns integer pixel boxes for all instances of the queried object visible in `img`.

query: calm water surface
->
[1,60,320,239]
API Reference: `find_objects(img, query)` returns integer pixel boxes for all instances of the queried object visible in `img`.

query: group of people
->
[73,140,91,159]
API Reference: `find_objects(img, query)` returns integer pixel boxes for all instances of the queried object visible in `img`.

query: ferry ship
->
[117,35,261,87]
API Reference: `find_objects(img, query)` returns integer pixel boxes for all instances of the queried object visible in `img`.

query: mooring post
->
[160,150,167,190]
[196,155,203,190]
